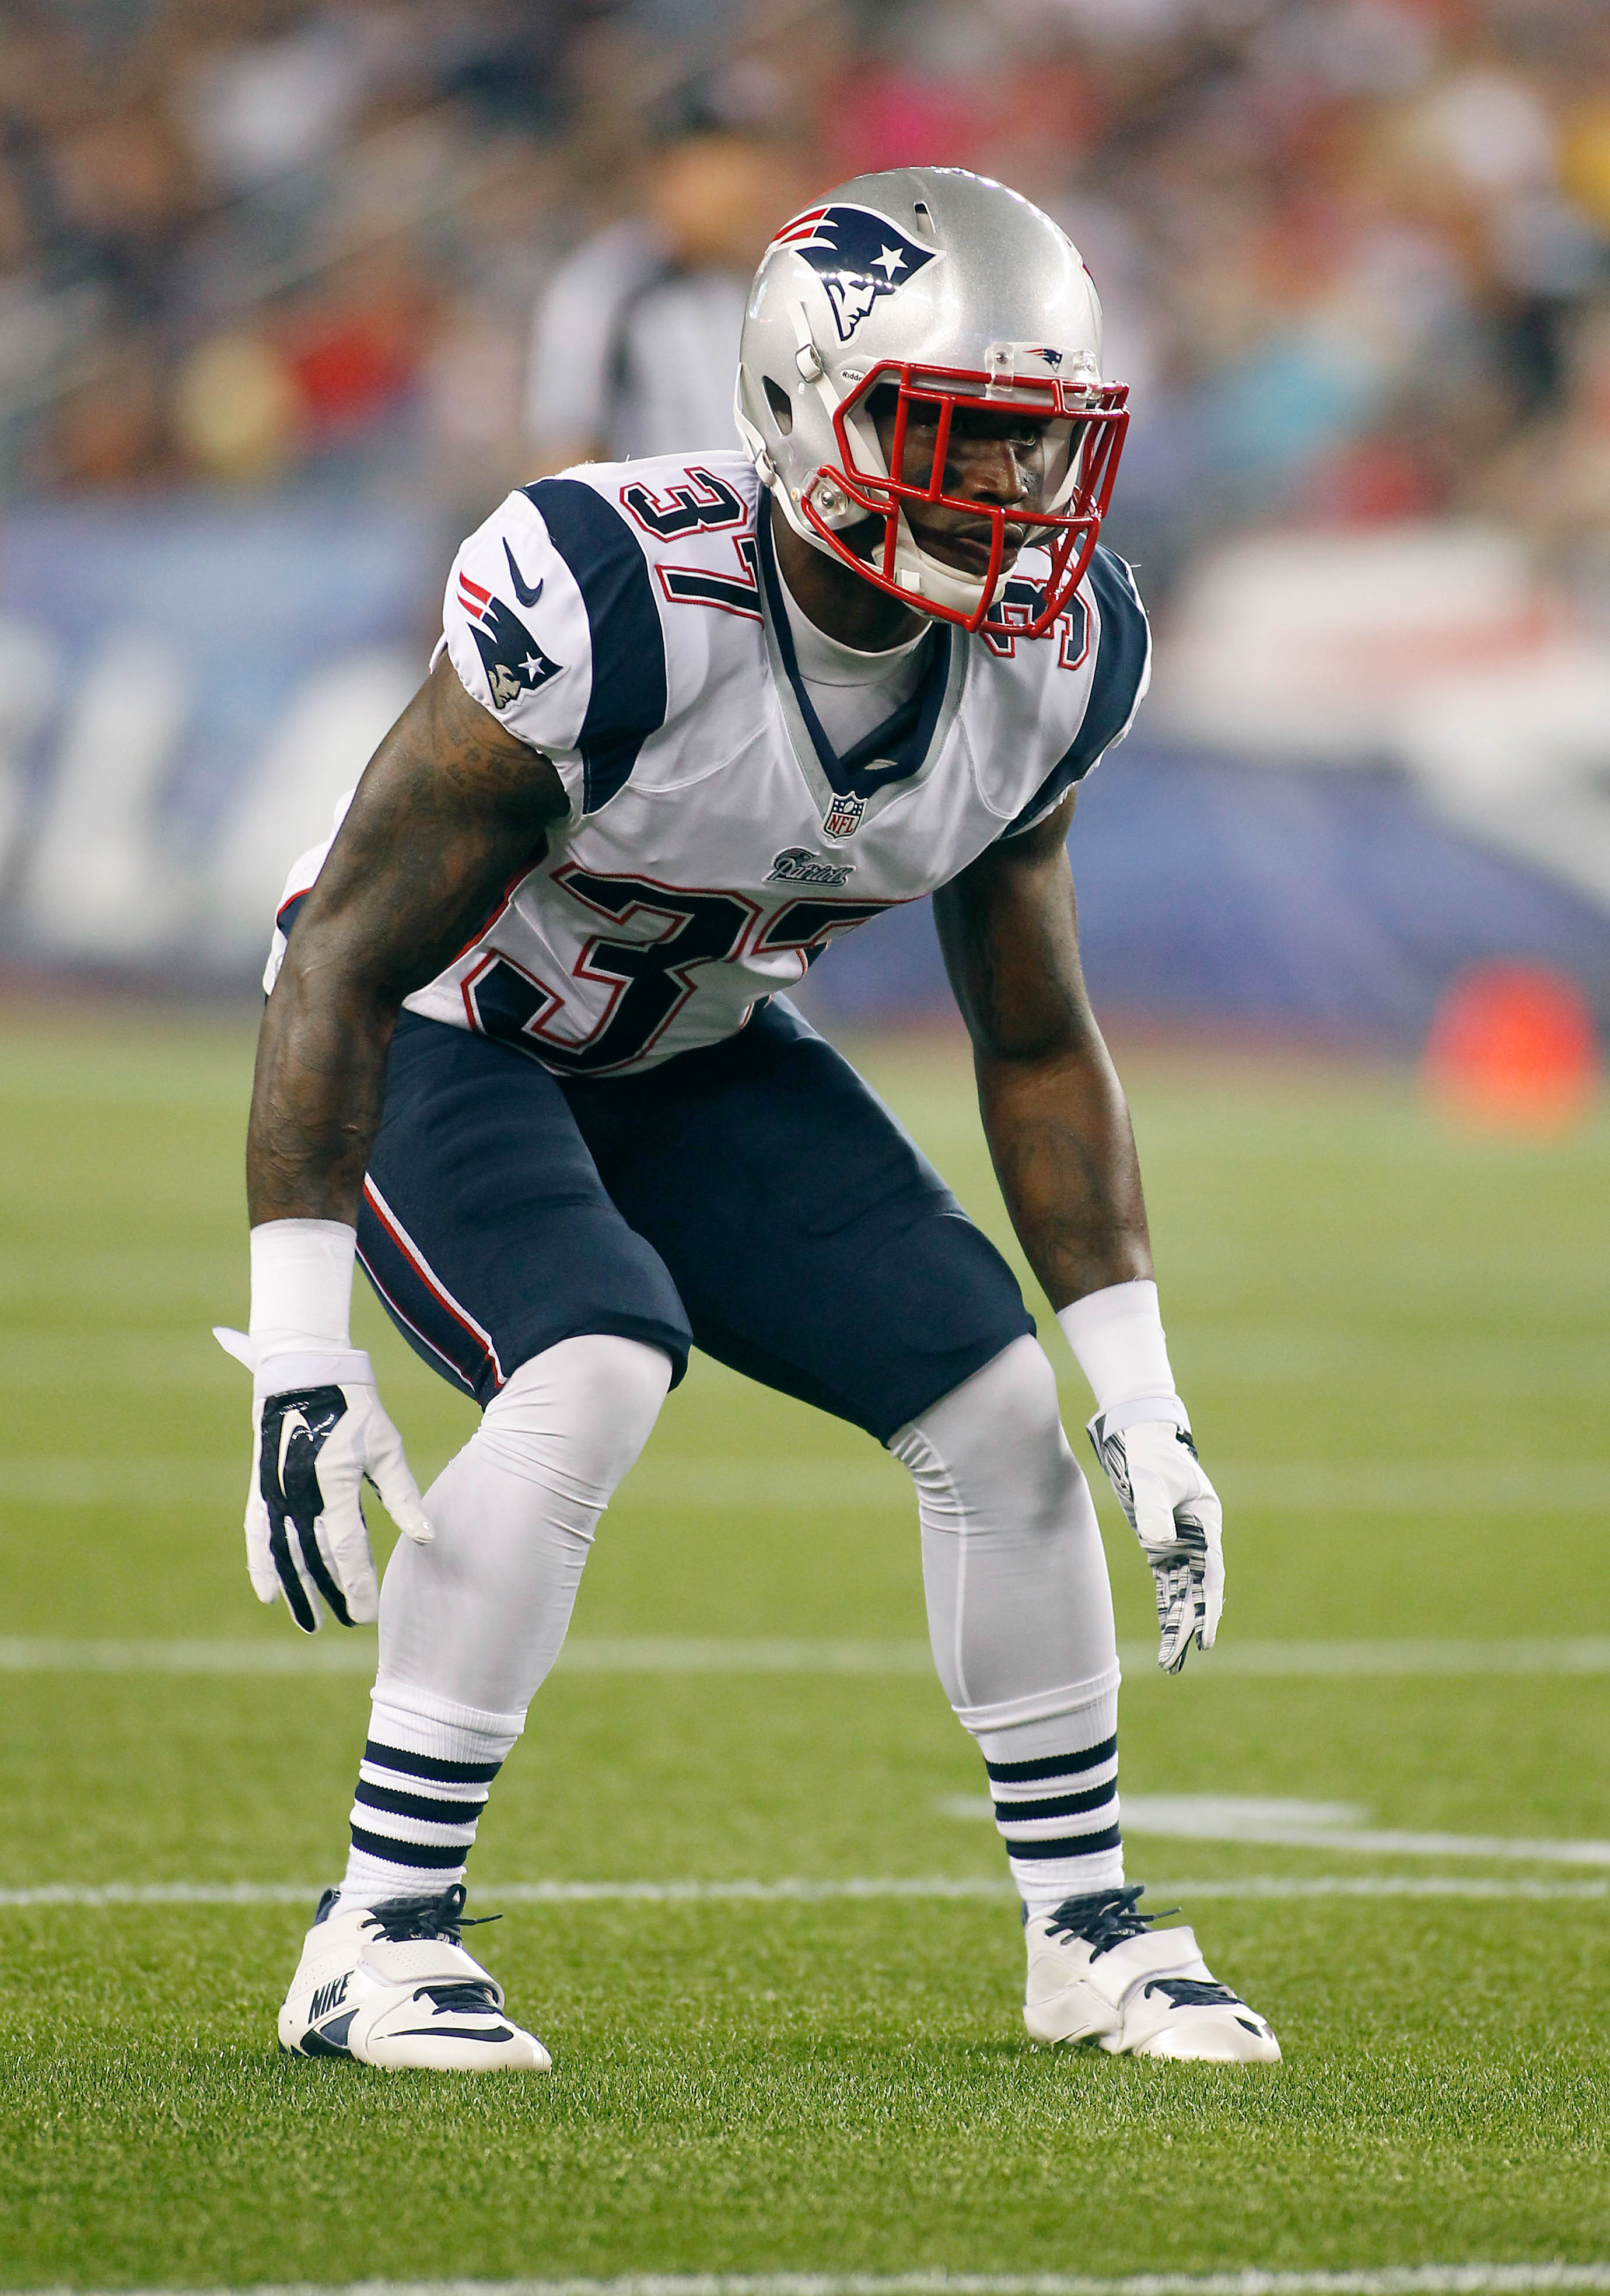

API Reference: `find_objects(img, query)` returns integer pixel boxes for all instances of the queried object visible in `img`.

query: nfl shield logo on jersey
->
[821,792,865,841]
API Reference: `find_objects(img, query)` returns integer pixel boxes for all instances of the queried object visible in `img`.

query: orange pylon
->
[1422,963,1604,1134]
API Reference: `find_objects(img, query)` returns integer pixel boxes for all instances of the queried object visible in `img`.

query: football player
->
[220,167,1279,2071]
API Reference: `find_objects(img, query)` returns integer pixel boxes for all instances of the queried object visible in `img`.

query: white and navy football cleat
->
[1024,1886,1280,2062]
[279,1884,550,2071]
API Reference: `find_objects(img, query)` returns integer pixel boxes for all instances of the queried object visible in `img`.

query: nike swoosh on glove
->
[214,1329,432,1633]
[1087,1402,1224,1673]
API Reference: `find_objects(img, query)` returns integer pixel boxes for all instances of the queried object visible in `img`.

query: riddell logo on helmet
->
[769,204,939,342]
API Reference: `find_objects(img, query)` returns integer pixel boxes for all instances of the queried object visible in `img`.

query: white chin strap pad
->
[895,511,989,615]
[763,456,991,621]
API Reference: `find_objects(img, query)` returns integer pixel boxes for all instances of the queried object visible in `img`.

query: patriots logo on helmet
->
[457,566,561,710]
[771,204,939,343]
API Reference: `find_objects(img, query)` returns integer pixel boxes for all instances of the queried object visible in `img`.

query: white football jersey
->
[268,450,1150,1076]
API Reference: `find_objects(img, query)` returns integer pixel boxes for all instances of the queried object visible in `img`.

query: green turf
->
[0,1006,1606,2285]
[5,1901,1606,2283]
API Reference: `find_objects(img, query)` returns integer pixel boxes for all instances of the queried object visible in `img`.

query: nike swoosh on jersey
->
[503,541,543,607]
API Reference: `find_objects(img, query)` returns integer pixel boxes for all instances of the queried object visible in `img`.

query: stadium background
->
[2,0,1609,1045]
[2,2,1608,2286]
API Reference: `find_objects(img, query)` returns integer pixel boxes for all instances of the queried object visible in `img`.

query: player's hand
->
[1086,1402,1223,1673]
[214,1329,432,1633]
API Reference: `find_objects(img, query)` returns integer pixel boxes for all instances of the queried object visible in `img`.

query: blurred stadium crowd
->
[4,0,1610,1054]
[4,0,1608,604]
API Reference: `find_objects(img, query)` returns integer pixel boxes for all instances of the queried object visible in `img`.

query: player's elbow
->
[271,905,404,1034]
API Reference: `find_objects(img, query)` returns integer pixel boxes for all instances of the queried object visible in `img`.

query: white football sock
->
[891,1334,1124,1913]
[341,1681,522,1907]
[335,1332,671,1905]
[965,1681,1121,1915]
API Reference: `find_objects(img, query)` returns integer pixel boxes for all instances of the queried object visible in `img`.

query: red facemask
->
[796,359,1130,636]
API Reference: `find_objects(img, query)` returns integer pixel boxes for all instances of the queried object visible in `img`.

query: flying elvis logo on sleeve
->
[457,547,562,711]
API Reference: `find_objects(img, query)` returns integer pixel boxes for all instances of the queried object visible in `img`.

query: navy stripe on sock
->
[984,1735,1116,1785]
[349,1824,471,1871]
[993,1782,1115,1824]
[362,1740,503,1785]
[1002,1822,1124,1861]
[353,1779,488,1825]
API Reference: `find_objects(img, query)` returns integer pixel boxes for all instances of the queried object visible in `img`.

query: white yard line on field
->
[10,2265,1610,2295]
[943,1794,1610,1866]
[0,1875,1606,1909]
[0,1331,1600,1393]
[0,1636,937,1674]
[4,1457,1610,1511]
[1158,1640,1610,1675]
[2,1636,1608,1675]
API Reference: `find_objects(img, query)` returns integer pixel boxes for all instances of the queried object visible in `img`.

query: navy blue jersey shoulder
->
[1001,549,1149,837]
[521,478,668,813]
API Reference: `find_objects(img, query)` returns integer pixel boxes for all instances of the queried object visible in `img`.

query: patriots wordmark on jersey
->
[268,452,1151,1079]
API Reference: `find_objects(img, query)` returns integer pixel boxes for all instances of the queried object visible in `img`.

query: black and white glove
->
[214,1329,432,1633]
[1086,1400,1224,1673]
[1059,1278,1225,1674]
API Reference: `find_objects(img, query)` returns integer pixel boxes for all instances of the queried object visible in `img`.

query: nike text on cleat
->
[278,1883,550,2071]
[1023,1885,1280,2063]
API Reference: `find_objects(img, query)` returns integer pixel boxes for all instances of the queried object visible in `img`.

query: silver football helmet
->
[734,165,1129,634]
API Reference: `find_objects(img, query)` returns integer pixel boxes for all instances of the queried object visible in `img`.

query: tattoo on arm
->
[246,656,568,1227]
[935,797,1152,1307]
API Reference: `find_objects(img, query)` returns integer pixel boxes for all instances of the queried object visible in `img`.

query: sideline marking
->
[2,1637,1608,1676]
[1,1875,1605,1909]
[9,2266,1610,2295]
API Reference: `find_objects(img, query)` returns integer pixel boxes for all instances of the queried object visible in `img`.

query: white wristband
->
[1057,1279,1177,1416]
[249,1219,357,1353]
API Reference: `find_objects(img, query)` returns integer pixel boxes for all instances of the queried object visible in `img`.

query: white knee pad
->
[897,1333,1081,1541]
[476,1332,673,1508]
[892,1334,1118,1716]
[378,1333,672,1715]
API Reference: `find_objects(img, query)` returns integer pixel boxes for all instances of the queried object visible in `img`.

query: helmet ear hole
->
[763,377,794,435]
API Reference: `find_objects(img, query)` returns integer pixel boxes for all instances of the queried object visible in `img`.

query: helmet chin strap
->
[789,304,886,568]
[834,379,993,618]
[888,509,991,616]
[741,311,1000,618]
[769,467,845,560]
[774,480,992,616]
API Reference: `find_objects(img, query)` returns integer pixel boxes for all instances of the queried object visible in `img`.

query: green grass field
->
[0,1006,1606,2288]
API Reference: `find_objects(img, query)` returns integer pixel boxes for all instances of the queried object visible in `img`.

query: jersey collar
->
[757,508,965,827]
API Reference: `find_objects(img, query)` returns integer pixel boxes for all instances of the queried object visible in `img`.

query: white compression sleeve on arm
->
[1056,1278,1177,1416]
[249,1219,358,1354]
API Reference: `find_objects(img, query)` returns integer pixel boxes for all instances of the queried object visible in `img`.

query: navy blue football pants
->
[356,998,1034,1443]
